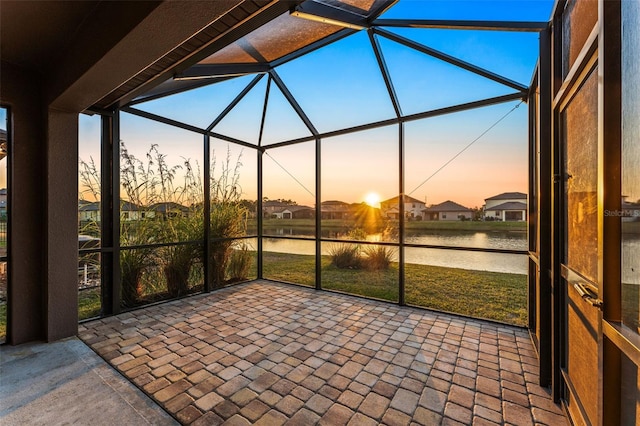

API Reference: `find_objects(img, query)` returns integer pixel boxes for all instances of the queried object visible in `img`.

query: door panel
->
[560,65,600,426]
[562,68,598,284]
[561,0,598,78]
[565,269,600,425]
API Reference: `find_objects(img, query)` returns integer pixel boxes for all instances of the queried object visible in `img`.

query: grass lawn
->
[404,263,527,326]
[79,287,102,320]
[263,252,527,326]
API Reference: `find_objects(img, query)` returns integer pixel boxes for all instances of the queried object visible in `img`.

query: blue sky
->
[383,0,554,21]
[79,0,555,207]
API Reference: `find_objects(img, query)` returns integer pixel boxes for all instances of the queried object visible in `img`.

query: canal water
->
[261,226,640,279]
[262,227,529,274]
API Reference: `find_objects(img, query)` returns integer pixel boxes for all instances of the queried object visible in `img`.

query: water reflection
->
[263,236,528,274]
[263,227,527,250]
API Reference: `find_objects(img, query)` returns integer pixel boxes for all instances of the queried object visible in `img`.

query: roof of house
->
[381,195,424,205]
[321,200,349,206]
[264,201,291,207]
[485,192,527,201]
[276,205,313,213]
[121,201,142,211]
[149,202,189,212]
[423,200,471,212]
[485,201,527,211]
[79,201,100,211]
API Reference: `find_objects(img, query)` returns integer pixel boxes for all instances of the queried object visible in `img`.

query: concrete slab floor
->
[0,337,178,425]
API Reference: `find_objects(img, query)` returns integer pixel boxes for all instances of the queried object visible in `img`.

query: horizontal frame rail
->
[372,19,548,32]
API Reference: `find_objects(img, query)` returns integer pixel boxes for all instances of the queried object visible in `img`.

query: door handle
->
[573,282,603,310]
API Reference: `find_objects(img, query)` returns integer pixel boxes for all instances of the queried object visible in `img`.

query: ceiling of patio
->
[131,0,398,105]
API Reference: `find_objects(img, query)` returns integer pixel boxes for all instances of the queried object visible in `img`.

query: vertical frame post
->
[257,148,263,279]
[527,81,537,332]
[204,134,211,292]
[599,0,622,421]
[539,27,554,390]
[101,110,121,315]
[316,137,322,291]
[398,123,405,306]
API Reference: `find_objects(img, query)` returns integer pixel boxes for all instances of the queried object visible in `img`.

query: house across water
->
[483,192,527,221]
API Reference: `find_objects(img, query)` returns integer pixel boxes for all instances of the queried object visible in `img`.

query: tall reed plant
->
[208,148,248,288]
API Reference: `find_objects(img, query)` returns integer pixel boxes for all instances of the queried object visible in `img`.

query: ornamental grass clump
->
[81,142,251,303]
[227,243,253,282]
[329,244,363,269]
[208,149,248,288]
[362,245,395,271]
[153,152,203,298]
[328,227,394,271]
[120,143,204,301]
[160,210,202,298]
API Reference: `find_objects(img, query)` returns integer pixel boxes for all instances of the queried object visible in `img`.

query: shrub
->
[162,242,197,298]
[227,243,253,282]
[346,228,367,241]
[158,207,202,298]
[81,142,250,302]
[208,149,248,288]
[362,245,395,271]
[209,202,247,287]
[120,245,153,307]
[329,244,362,269]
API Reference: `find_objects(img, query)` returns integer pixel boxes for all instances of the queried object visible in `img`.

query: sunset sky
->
[78,0,555,209]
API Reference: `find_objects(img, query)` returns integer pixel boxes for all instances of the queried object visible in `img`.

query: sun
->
[364,192,381,208]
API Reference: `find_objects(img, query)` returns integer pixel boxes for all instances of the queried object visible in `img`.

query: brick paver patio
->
[79,281,567,425]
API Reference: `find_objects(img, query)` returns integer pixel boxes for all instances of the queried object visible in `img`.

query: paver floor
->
[79,281,567,425]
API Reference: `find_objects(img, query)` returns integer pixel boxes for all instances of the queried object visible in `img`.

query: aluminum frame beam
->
[373,19,548,32]
[368,29,402,118]
[373,28,529,93]
[269,70,319,136]
[264,92,524,149]
[290,1,370,29]
[122,106,258,150]
[174,63,270,80]
[207,73,265,132]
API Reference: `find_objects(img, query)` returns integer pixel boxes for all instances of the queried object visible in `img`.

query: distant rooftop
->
[485,192,527,201]
[485,201,527,211]
[424,200,471,212]
[381,195,424,205]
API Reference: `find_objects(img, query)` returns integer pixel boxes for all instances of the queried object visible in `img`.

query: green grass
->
[263,251,527,326]
[263,252,316,287]
[404,263,527,325]
[79,287,102,320]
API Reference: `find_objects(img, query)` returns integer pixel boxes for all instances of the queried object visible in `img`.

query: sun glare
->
[365,192,381,208]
